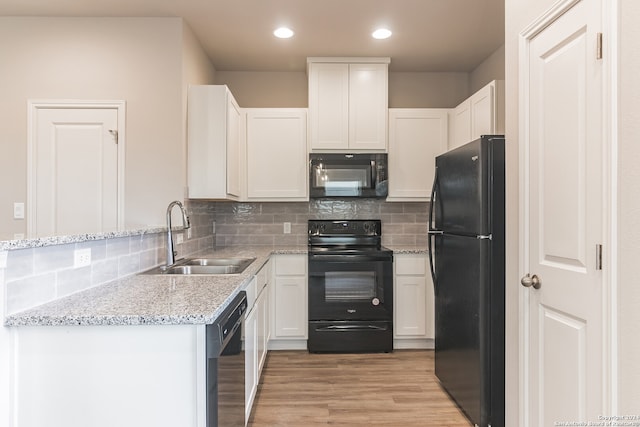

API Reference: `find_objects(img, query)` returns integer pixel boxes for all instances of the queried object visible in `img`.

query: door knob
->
[520,273,542,289]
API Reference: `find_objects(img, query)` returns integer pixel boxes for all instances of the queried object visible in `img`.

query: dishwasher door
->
[206,292,247,427]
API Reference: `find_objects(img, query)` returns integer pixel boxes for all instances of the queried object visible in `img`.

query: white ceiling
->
[0,0,505,72]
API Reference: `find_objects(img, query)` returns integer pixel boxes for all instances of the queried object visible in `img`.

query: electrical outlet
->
[283,222,291,234]
[176,233,184,244]
[73,248,91,268]
[13,202,25,219]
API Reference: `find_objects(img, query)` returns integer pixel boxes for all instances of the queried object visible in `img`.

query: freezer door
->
[434,233,489,427]
[434,136,502,236]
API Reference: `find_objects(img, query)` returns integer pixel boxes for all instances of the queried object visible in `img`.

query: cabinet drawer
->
[395,254,427,275]
[256,260,270,292]
[275,255,306,276]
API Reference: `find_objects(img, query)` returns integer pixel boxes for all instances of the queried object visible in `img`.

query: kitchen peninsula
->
[4,240,428,427]
[4,245,290,427]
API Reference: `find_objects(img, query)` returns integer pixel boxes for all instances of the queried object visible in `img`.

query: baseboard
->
[267,339,308,351]
[393,338,434,350]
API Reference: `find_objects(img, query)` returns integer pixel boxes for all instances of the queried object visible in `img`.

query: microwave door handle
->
[371,160,376,187]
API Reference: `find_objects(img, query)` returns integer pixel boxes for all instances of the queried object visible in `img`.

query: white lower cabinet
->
[12,325,204,427]
[244,290,258,423]
[256,260,271,373]
[244,260,271,424]
[393,253,434,349]
[269,254,308,350]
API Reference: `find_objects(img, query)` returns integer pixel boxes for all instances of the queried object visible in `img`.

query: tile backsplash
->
[212,200,429,248]
[2,200,215,316]
[2,199,427,317]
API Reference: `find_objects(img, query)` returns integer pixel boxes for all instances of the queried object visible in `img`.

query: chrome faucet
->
[166,200,191,267]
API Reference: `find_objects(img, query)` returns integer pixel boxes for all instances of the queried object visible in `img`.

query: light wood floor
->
[248,350,473,427]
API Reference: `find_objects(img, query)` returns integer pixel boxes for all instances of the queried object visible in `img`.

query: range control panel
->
[308,220,382,237]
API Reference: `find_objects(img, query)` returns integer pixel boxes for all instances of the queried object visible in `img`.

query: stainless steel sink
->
[183,258,255,268]
[141,257,256,275]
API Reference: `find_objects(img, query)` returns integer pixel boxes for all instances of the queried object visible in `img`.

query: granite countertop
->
[4,246,306,328]
[4,244,423,328]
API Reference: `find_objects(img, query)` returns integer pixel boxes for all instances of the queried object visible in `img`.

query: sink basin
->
[183,258,255,268]
[141,257,256,275]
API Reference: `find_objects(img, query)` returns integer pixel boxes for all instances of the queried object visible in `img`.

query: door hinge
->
[109,129,119,144]
[596,244,603,270]
[596,32,603,60]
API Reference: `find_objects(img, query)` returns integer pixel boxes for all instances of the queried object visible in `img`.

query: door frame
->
[26,100,126,236]
[517,0,617,424]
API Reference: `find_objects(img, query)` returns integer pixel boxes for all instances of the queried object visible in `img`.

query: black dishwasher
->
[206,291,247,427]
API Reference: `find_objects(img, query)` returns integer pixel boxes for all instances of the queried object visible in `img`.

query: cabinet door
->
[469,82,495,139]
[272,254,307,339]
[395,275,427,337]
[273,276,307,338]
[226,94,241,198]
[257,286,269,374]
[245,109,308,200]
[187,85,241,200]
[394,254,434,340]
[450,99,472,150]
[388,109,448,201]
[308,63,349,150]
[244,305,258,422]
[348,63,388,151]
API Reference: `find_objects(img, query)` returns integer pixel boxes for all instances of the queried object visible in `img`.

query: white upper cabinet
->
[308,58,389,152]
[387,109,448,201]
[449,80,505,150]
[245,108,308,201]
[187,85,242,200]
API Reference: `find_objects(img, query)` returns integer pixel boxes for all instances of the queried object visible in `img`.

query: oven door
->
[308,254,393,321]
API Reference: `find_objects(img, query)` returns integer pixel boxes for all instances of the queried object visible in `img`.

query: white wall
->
[0,18,217,427]
[215,70,472,108]
[389,72,470,108]
[0,17,187,237]
[617,0,640,412]
[470,44,506,93]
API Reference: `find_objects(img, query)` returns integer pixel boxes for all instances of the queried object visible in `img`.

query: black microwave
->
[309,153,388,198]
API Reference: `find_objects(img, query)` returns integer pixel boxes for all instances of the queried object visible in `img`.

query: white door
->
[521,0,605,425]
[29,102,123,237]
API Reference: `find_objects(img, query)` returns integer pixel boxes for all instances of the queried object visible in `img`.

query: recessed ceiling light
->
[274,27,294,39]
[372,28,392,40]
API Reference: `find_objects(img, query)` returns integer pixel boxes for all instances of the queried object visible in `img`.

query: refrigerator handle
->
[428,166,438,233]
[428,167,439,292]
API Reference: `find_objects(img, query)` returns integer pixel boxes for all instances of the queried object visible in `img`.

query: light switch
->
[13,202,25,219]
[283,222,291,234]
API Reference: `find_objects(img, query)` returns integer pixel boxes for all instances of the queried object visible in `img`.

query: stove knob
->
[363,221,376,235]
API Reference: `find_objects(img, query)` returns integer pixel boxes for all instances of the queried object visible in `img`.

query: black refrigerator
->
[427,135,505,427]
